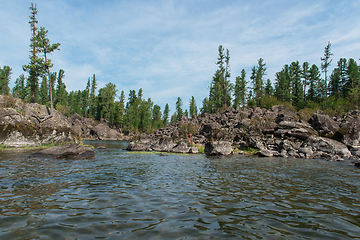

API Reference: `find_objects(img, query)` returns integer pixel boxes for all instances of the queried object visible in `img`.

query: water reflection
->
[0,141,359,239]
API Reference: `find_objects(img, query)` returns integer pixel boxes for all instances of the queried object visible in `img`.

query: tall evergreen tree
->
[54,69,67,108]
[175,97,183,120]
[264,79,274,96]
[307,64,322,102]
[290,61,304,109]
[23,3,42,103]
[274,64,291,102]
[35,26,60,110]
[344,58,360,96]
[233,69,247,109]
[189,96,197,117]
[0,66,12,95]
[12,74,27,100]
[89,74,97,118]
[163,103,170,125]
[39,76,49,105]
[152,104,163,130]
[320,41,333,96]
[302,62,310,100]
[253,58,266,105]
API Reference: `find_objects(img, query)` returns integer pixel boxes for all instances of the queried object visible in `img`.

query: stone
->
[302,136,351,159]
[126,142,150,151]
[91,123,120,140]
[189,147,199,154]
[204,141,233,155]
[309,113,340,137]
[31,143,95,159]
[257,149,277,157]
[333,117,360,148]
[171,142,190,154]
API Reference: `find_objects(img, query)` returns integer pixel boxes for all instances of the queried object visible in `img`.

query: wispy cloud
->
[1,0,360,113]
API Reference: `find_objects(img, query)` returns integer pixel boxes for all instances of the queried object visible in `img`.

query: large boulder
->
[0,95,79,147]
[171,142,190,153]
[91,123,120,140]
[308,113,340,138]
[333,117,360,148]
[31,143,95,159]
[204,141,233,155]
[150,137,176,152]
[301,136,351,159]
[126,142,151,151]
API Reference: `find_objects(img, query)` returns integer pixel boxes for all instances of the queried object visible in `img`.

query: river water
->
[0,140,359,239]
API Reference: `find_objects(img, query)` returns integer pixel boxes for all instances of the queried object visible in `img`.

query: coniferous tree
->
[175,97,183,120]
[274,64,291,102]
[200,97,211,113]
[290,61,304,109]
[118,90,125,130]
[344,58,360,96]
[35,26,60,110]
[163,103,170,125]
[0,66,12,95]
[12,74,27,100]
[302,62,310,100]
[320,41,333,96]
[233,69,247,109]
[152,104,163,130]
[39,76,49,105]
[264,79,274,96]
[307,64,322,102]
[89,74,97,118]
[253,58,266,105]
[54,69,68,109]
[23,3,42,103]
[189,96,197,117]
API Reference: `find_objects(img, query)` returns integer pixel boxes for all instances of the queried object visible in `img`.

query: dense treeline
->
[200,43,360,116]
[1,4,359,135]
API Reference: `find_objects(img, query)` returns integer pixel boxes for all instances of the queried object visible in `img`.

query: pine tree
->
[175,97,183,121]
[12,74,27,100]
[307,64,322,102]
[35,26,60,110]
[264,79,274,96]
[0,66,12,95]
[163,103,170,125]
[152,104,163,130]
[290,61,304,109]
[39,76,49,105]
[189,96,197,117]
[54,69,67,109]
[320,41,333,96]
[252,58,266,105]
[302,62,310,100]
[233,69,247,109]
[23,3,42,103]
[274,64,291,102]
[89,74,97,118]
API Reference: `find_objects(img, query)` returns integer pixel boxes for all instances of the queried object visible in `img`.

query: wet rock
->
[204,141,233,155]
[150,137,176,152]
[31,143,95,159]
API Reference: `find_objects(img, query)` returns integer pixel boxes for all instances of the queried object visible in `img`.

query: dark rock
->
[31,143,95,159]
[150,137,176,152]
[309,113,340,137]
[204,141,233,155]
[189,147,199,154]
[333,117,360,148]
[302,136,351,159]
[257,149,277,157]
[126,142,150,151]
[355,162,360,167]
[171,142,190,154]
[91,123,120,140]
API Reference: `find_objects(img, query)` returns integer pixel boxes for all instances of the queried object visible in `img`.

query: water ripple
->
[0,140,360,239]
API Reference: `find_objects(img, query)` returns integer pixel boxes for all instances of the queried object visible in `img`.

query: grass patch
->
[234,146,258,155]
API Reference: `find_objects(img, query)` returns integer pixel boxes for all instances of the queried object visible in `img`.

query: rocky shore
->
[127,105,360,166]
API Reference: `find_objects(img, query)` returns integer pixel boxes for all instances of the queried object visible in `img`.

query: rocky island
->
[127,105,360,165]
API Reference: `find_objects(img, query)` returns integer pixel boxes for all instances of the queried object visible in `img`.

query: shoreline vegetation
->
[0,4,359,164]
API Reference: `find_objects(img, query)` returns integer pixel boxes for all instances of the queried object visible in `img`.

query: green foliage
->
[189,96,197,117]
[12,74,27,100]
[233,69,247,109]
[259,95,281,109]
[0,66,12,95]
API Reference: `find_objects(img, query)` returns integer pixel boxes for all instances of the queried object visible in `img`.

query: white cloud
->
[1,0,360,114]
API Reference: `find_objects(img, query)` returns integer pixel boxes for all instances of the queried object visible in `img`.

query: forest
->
[1,3,359,134]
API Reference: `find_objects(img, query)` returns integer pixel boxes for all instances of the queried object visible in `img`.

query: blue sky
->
[1,0,360,114]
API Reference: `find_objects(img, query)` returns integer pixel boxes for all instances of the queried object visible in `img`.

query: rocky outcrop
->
[204,141,233,155]
[0,95,79,147]
[333,117,360,148]
[31,143,95,159]
[68,114,122,140]
[309,112,340,138]
[126,104,360,161]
